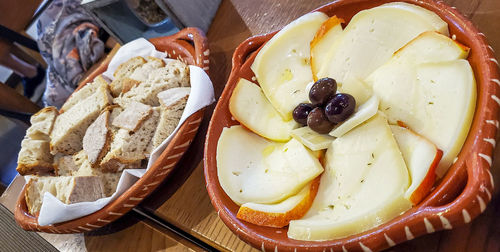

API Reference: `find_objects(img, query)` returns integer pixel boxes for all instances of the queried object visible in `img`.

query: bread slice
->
[145,60,190,87]
[150,89,189,149]
[25,176,105,215]
[111,101,152,131]
[120,78,141,94]
[113,59,189,107]
[113,57,165,98]
[16,139,54,175]
[83,110,111,165]
[128,56,165,82]
[60,75,109,113]
[26,107,58,140]
[146,60,190,88]
[157,87,191,107]
[50,84,112,155]
[100,108,160,172]
[17,106,60,175]
[109,56,147,97]
[74,158,122,197]
[55,149,130,196]
[53,151,87,176]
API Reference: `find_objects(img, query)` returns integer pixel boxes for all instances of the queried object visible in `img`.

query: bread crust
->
[16,162,54,176]
[25,178,37,215]
[110,56,147,97]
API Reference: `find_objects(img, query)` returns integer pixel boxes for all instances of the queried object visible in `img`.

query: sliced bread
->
[150,89,189,149]
[26,107,58,140]
[109,56,147,97]
[147,60,190,88]
[111,101,152,131]
[53,151,87,176]
[120,78,141,94]
[60,75,109,113]
[50,84,112,155]
[157,87,191,107]
[128,56,165,82]
[25,176,105,215]
[100,107,160,172]
[74,158,122,197]
[16,139,54,175]
[55,149,128,197]
[113,59,189,107]
[83,110,111,165]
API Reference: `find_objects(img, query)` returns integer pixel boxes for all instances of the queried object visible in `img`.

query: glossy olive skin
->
[325,93,356,123]
[307,107,335,134]
[309,78,337,106]
[293,103,315,125]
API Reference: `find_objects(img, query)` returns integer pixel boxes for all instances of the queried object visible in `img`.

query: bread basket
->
[203,0,500,251]
[14,27,209,233]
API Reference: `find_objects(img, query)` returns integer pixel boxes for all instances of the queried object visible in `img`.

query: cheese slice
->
[316,4,448,84]
[288,113,411,241]
[217,125,323,205]
[291,126,335,151]
[365,31,474,177]
[229,78,297,142]
[251,12,329,120]
[329,95,379,138]
[377,2,449,36]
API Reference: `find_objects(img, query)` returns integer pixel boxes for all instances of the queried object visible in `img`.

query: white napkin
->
[36,38,215,226]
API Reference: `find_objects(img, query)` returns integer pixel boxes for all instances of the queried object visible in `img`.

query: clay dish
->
[15,27,210,233]
[204,1,500,251]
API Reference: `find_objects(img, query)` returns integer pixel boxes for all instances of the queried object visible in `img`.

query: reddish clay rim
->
[204,0,500,251]
[15,27,211,233]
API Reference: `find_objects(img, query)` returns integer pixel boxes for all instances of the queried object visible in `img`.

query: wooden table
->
[2,0,500,251]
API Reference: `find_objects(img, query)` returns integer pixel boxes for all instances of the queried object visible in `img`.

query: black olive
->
[309,78,337,106]
[307,107,335,134]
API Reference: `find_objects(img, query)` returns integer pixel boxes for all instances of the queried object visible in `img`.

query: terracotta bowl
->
[14,27,210,233]
[204,1,500,251]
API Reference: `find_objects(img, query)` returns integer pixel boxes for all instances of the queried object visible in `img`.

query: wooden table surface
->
[3,0,500,251]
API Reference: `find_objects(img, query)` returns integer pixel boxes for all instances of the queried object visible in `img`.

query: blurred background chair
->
[0,0,48,191]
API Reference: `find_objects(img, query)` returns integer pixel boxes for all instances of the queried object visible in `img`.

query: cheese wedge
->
[288,114,411,241]
[329,95,379,137]
[316,4,448,84]
[237,177,320,228]
[310,16,344,81]
[291,126,335,151]
[377,2,449,36]
[229,78,297,141]
[251,12,329,120]
[217,125,323,205]
[391,125,442,204]
[365,31,474,177]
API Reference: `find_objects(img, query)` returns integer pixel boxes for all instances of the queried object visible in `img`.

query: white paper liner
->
[34,38,215,226]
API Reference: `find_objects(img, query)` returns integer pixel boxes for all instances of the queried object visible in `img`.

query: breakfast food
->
[365,31,474,177]
[288,114,412,240]
[236,177,321,228]
[18,56,191,215]
[109,56,147,96]
[17,107,58,175]
[391,125,442,204]
[151,88,190,149]
[217,125,323,205]
[251,12,328,121]
[25,176,105,215]
[50,82,112,155]
[229,79,296,141]
[216,2,476,241]
[25,106,58,139]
